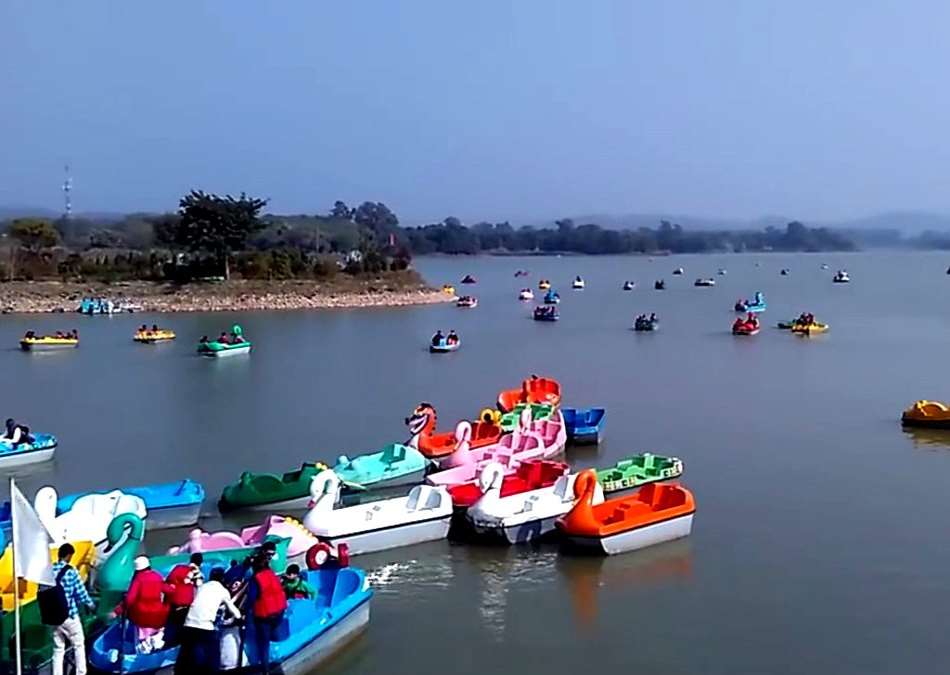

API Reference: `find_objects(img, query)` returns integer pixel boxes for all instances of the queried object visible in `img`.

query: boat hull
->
[564,513,693,555]
[901,415,950,429]
[471,514,561,544]
[0,446,55,469]
[20,342,77,351]
[144,503,203,530]
[270,597,370,675]
[322,514,451,556]
[200,343,251,357]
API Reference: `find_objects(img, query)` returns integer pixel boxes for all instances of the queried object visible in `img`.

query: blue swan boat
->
[562,407,607,444]
[89,566,372,674]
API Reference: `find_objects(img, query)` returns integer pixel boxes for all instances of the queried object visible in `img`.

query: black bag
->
[38,566,71,626]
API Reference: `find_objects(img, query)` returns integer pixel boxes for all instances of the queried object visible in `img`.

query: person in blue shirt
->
[50,543,96,675]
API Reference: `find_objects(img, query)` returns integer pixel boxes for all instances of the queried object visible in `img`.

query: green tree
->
[177,190,267,279]
[8,218,59,252]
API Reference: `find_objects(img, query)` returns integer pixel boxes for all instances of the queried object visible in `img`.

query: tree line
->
[403,218,858,254]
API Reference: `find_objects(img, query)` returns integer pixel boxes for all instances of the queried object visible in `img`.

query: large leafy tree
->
[177,191,267,279]
[8,218,59,252]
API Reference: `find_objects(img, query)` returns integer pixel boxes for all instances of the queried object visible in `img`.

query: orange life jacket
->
[252,569,288,619]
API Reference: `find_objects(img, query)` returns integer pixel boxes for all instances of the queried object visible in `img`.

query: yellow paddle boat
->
[133,326,176,343]
[441,284,456,296]
[19,332,79,351]
[0,540,95,611]
[902,400,950,429]
[791,321,829,335]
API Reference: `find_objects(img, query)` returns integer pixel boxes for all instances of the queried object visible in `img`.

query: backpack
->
[38,566,71,626]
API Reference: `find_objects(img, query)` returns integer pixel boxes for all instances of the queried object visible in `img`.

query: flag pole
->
[10,478,22,675]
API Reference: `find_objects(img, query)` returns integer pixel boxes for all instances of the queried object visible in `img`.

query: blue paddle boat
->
[543,289,561,304]
[91,560,367,674]
[562,408,607,445]
[58,479,205,530]
[333,444,429,492]
[737,291,766,313]
[0,432,56,470]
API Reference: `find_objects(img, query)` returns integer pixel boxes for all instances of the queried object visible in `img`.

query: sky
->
[2,1,950,225]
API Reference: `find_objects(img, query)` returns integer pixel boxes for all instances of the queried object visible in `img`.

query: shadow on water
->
[902,426,950,450]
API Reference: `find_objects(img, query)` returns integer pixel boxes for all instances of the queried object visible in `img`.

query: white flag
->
[11,481,54,586]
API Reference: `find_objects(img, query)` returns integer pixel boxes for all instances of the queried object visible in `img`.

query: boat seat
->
[407,485,444,511]
[381,444,406,465]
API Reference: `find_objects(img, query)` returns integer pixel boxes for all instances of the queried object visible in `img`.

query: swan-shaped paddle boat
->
[167,515,320,562]
[572,276,585,289]
[456,295,478,308]
[518,288,534,301]
[833,270,850,283]
[34,486,146,559]
[556,470,695,555]
[468,463,605,544]
[303,470,452,556]
[405,406,501,459]
[426,410,564,488]
[447,459,568,510]
[91,566,372,674]
[672,267,684,275]
[622,280,635,290]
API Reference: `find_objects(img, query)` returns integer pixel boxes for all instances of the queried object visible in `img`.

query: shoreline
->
[0,279,454,314]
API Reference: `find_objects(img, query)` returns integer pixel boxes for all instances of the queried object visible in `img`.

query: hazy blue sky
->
[2,1,949,224]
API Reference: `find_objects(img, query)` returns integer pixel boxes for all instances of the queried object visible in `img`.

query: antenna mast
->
[62,165,72,219]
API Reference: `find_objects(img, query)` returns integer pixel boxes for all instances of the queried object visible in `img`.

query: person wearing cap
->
[116,556,170,653]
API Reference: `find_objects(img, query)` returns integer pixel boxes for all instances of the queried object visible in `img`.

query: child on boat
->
[281,564,315,599]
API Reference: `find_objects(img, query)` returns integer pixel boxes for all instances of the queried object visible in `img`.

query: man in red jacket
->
[164,552,204,646]
[250,556,287,674]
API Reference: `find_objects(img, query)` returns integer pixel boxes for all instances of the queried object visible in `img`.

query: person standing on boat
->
[50,543,96,675]
[164,552,205,645]
[248,556,288,673]
[175,567,241,674]
[116,556,170,653]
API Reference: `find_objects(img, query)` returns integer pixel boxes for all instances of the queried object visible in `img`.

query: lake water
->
[4,251,950,675]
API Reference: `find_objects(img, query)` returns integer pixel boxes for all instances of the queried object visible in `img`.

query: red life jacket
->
[253,569,288,618]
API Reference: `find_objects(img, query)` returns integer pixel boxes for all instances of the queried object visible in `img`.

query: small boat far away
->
[572,276,585,289]
[456,296,478,308]
[622,280,635,290]
[833,270,850,283]
[694,278,715,287]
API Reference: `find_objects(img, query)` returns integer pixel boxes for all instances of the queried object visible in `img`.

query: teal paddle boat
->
[197,324,251,357]
[333,444,429,492]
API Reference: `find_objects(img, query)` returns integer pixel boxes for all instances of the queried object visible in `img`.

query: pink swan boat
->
[427,410,566,488]
[167,515,319,560]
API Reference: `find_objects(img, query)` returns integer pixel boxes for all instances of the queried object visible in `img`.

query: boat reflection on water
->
[556,539,693,630]
[902,427,950,450]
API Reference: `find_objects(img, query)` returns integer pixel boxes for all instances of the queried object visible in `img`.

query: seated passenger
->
[431,330,444,346]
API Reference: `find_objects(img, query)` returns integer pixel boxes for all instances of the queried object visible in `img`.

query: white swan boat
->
[518,289,534,301]
[467,463,603,544]
[34,486,146,558]
[303,470,452,556]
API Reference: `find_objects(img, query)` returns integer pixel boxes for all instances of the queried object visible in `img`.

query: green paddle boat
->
[197,324,252,357]
[498,403,554,433]
[218,462,330,512]
[596,453,684,494]
[333,443,429,491]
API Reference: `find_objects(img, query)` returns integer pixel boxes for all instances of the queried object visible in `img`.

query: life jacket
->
[252,569,288,618]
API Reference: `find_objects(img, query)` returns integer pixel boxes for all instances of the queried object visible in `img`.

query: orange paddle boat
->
[497,376,562,413]
[406,403,502,459]
[556,470,695,555]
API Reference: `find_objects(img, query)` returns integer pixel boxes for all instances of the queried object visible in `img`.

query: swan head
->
[477,462,506,494]
[406,403,436,437]
[454,421,472,449]
[308,470,340,509]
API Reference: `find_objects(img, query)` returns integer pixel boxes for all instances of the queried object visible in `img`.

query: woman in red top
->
[120,556,170,650]
[251,556,287,673]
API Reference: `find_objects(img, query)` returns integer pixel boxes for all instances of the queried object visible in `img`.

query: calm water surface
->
[4,252,950,675]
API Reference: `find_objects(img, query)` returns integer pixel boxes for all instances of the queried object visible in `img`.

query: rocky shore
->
[0,277,453,314]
